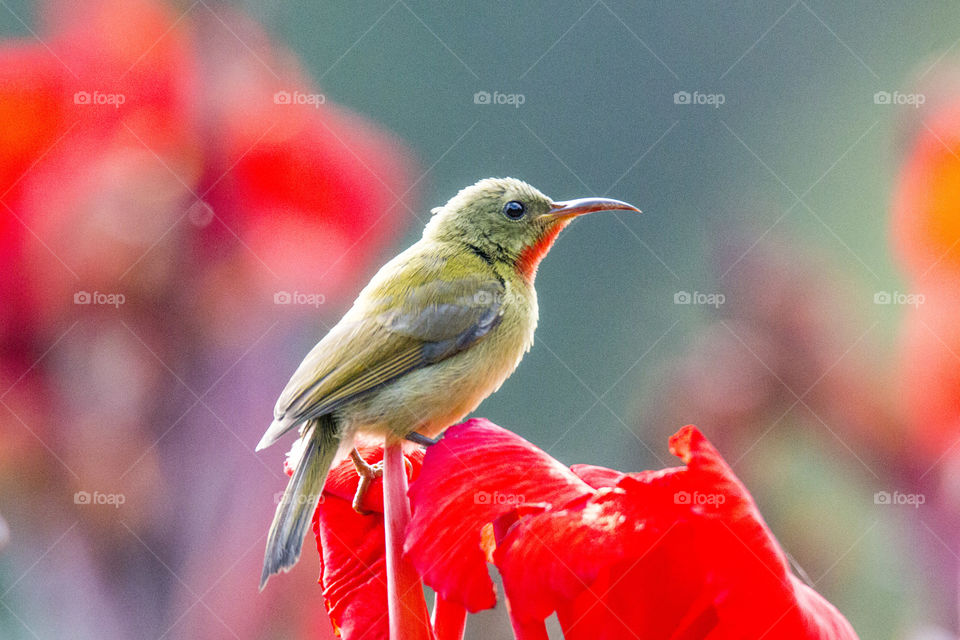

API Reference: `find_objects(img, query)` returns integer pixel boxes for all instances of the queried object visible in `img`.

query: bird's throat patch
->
[516,221,569,281]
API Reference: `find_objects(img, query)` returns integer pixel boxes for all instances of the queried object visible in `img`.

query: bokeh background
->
[1,1,959,638]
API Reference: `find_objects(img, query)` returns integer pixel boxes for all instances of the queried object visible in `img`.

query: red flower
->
[405,419,593,613]
[0,3,417,637]
[311,445,449,640]
[0,0,416,328]
[403,420,857,639]
[309,446,416,639]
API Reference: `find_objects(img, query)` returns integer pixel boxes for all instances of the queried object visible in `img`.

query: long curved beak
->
[542,197,641,221]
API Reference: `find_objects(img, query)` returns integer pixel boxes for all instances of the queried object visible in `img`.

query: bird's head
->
[424,177,640,281]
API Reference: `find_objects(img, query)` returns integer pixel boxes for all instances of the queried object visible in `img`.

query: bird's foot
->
[405,431,441,447]
[349,448,412,515]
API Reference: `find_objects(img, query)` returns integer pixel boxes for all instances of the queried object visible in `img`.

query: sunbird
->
[257,177,639,588]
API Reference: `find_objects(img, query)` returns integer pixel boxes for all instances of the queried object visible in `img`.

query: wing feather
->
[258,249,505,448]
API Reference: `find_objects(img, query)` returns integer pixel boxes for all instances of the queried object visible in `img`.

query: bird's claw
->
[349,448,412,515]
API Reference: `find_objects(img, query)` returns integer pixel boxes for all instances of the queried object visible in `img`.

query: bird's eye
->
[502,200,525,220]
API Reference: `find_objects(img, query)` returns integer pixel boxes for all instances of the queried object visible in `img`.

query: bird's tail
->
[260,415,340,590]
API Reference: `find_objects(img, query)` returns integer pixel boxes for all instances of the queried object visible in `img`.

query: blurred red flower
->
[0,1,417,637]
[892,102,960,284]
[0,0,416,340]
[403,419,858,639]
[892,96,960,459]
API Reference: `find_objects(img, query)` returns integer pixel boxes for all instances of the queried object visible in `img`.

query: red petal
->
[569,463,624,488]
[431,596,466,640]
[312,447,424,639]
[493,425,857,639]
[314,495,389,640]
[405,419,594,612]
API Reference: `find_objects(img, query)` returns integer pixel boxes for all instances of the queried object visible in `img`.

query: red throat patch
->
[516,221,570,281]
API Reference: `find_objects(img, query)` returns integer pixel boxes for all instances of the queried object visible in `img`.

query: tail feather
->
[260,416,340,589]
[256,414,297,451]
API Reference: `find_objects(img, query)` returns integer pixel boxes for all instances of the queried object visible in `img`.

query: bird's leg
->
[349,448,381,515]
[349,448,412,515]
[405,431,440,447]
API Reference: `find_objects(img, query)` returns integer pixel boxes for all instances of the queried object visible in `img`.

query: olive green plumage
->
[257,177,639,588]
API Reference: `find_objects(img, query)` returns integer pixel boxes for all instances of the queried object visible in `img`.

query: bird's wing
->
[257,251,505,449]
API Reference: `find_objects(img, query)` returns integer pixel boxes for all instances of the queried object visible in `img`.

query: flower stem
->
[383,440,434,640]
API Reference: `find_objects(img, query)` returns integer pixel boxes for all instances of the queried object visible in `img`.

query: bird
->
[257,177,639,588]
